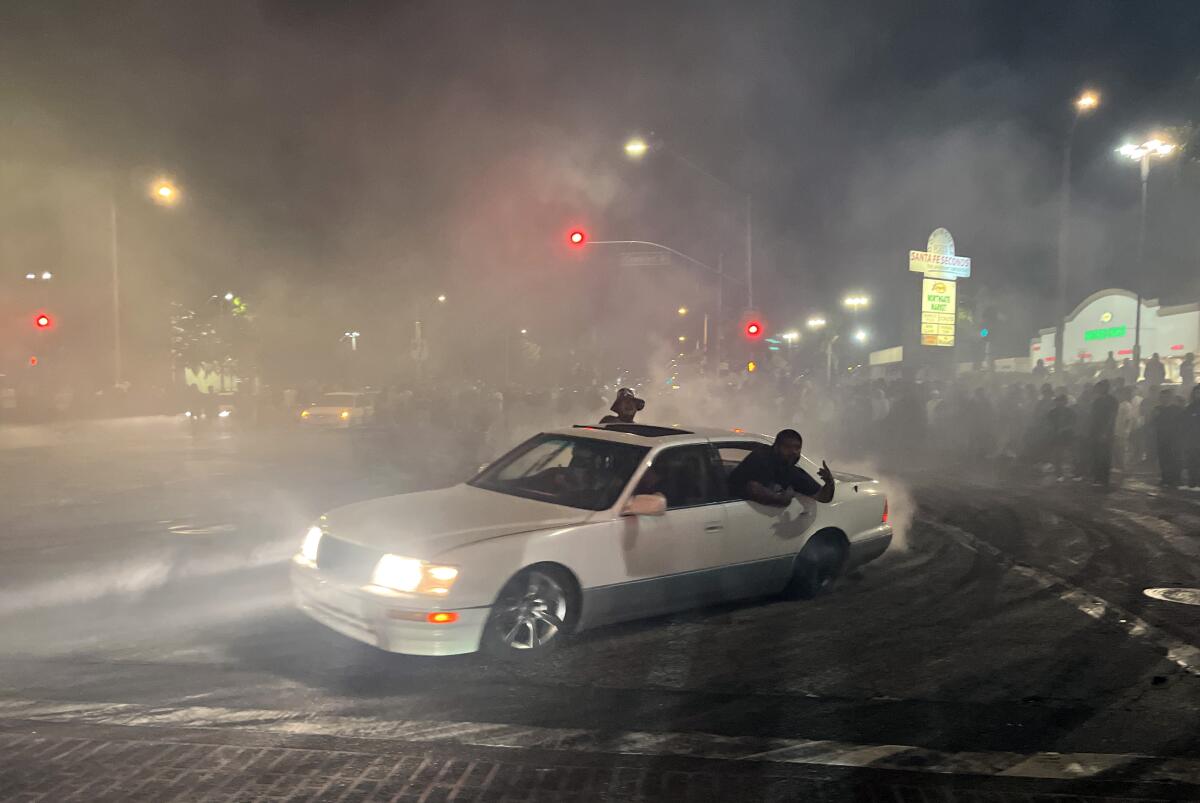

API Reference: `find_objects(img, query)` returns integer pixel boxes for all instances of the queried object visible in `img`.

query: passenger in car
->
[600,388,645,424]
[728,429,835,507]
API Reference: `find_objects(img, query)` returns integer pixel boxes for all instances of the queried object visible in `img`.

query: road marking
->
[924,520,1200,677]
[0,695,1198,784]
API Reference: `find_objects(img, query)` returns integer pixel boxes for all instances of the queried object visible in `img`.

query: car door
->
[596,444,728,624]
[710,440,819,597]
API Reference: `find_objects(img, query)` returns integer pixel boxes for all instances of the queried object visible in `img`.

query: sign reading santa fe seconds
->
[909,228,970,348]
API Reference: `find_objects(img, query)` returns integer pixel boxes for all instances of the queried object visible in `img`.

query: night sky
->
[3,0,1200,382]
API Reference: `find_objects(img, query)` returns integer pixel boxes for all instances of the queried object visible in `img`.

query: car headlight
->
[370,554,459,595]
[300,410,310,419]
[340,410,351,420]
[218,409,231,418]
[299,525,323,564]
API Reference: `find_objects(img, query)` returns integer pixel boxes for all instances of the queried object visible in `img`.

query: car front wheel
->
[482,567,574,659]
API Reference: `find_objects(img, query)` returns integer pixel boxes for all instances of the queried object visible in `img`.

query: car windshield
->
[469,434,648,511]
[317,394,356,406]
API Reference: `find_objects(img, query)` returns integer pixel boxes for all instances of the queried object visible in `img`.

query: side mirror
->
[622,493,667,517]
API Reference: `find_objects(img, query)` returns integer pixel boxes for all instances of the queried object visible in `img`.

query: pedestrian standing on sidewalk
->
[1087,380,1119,488]
[1145,353,1167,390]
[1181,353,1195,395]
[1153,388,1185,487]
[1114,386,1135,473]
[1184,385,1200,488]
[1122,357,1140,388]
[1047,394,1075,481]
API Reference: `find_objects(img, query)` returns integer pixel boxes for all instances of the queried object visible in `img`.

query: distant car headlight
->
[370,554,459,595]
[298,525,323,565]
[218,409,231,418]
[340,410,351,420]
[300,410,310,419]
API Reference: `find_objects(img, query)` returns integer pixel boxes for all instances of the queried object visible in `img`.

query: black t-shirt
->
[728,447,821,499]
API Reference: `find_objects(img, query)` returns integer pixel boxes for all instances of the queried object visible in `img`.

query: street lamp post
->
[624,135,754,307]
[1054,90,1100,373]
[1117,136,1176,364]
[111,176,181,387]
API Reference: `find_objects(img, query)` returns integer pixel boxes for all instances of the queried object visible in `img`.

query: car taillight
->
[882,498,889,524]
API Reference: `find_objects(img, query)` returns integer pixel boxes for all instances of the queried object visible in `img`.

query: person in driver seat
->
[728,429,835,507]
[600,388,645,424]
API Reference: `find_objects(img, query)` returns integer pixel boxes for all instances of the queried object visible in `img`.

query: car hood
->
[321,484,592,560]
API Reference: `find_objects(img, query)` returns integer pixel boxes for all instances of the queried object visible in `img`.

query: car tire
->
[786,538,846,600]
[481,566,576,660]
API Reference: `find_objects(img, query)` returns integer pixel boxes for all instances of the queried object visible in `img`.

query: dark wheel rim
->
[492,571,567,650]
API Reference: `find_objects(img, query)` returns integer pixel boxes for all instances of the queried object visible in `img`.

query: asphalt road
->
[2,418,1200,801]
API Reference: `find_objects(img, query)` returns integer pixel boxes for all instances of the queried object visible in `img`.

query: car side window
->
[712,441,767,502]
[638,445,724,510]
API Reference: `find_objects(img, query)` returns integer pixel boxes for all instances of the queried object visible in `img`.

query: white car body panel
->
[292,424,892,656]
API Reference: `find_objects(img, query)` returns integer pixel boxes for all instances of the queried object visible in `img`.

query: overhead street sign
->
[619,251,672,268]
[909,250,971,279]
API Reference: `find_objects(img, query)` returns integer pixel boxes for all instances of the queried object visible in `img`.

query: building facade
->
[1031,288,1200,369]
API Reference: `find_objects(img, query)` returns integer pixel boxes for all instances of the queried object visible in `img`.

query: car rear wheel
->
[787,538,846,600]
[482,567,574,659]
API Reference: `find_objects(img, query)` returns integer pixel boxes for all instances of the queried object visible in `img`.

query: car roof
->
[547,422,770,446]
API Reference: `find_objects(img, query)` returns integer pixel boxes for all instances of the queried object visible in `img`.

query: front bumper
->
[290,560,489,656]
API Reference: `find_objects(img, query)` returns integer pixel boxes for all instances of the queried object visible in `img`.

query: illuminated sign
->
[909,250,971,279]
[1083,325,1126,342]
[920,277,956,347]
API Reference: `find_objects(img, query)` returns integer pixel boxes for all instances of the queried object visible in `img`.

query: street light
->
[520,328,528,335]
[806,317,827,330]
[150,177,181,207]
[781,330,800,343]
[1075,90,1100,112]
[854,329,869,344]
[677,306,688,316]
[342,330,361,351]
[436,293,447,303]
[624,137,649,159]
[223,292,234,301]
[843,294,870,311]
[1054,88,1101,372]
[24,273,35,280]
[1117,134,1176,362]
[41,271,53,280]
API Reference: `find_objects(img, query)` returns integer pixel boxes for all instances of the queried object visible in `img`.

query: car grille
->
[316,535,379,583]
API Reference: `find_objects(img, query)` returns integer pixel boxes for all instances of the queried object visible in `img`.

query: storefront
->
[1031,288,1200,371]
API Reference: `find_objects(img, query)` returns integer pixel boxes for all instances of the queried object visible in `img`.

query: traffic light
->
[747,360,758,373]
[34,313,52,330]
[744,320,763,340]
[979,327,989,338]
[29,356,38,367]
[568,229,587,248]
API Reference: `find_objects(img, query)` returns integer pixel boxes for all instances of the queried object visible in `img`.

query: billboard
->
[920,277,956,347]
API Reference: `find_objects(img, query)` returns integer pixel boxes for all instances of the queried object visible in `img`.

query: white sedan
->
[291,423,892,658]
[299,392,374,427]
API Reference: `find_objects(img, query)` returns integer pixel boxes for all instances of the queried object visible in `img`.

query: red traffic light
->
[745,320,762,339]
[568,230,586,247]
[29,356,38,367]
[34,313,52,329]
